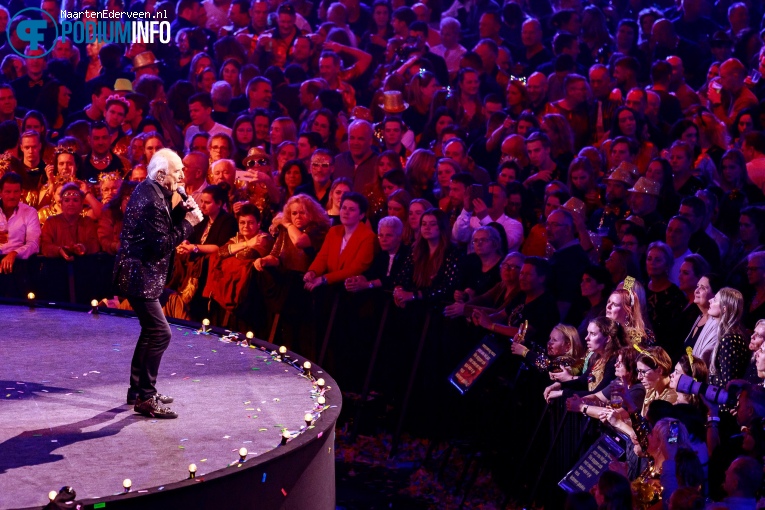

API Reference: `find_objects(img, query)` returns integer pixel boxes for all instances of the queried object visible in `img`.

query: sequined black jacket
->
[113,179,194,299]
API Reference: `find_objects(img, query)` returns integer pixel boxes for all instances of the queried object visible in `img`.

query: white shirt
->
[189,179,210,204]
[0,202,41,259]
[452,209,524,253]
[430,44,467,74]
[202,0,230,33]
[184,122,232,152]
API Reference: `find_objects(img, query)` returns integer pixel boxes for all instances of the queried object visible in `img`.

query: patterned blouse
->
[709,333,749,389]
[394,244,465,308]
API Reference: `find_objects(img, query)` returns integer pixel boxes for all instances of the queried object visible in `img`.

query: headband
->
[633,342,656,363]
[623,276,636,306]
[685,347,697,381]
[62,189,82,199]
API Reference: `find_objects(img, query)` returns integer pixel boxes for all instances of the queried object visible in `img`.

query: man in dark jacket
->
[114,148,203,418]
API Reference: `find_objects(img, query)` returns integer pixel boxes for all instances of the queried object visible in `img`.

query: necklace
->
[91,153,112,166]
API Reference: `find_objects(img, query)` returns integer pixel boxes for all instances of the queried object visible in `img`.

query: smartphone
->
[668,420,679,444]
[468,184,493,208]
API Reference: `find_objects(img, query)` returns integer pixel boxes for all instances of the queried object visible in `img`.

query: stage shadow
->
[0,404,138,474]
[1,380,78,400]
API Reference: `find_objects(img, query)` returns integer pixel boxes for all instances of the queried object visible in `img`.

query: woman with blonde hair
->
[707,287,749,389]
[606,286,654,346]
[545,316,626,400]
[254,193,330,352]
[405,148,438,203]
[512,323,585,375]
[256,193,331,273]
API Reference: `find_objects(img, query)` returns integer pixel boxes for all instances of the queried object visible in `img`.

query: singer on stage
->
[114,148,203,419]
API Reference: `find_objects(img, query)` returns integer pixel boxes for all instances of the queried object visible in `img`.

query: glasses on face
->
[247,159,269,168]
[311,162,331,169]
[472,238,490,245]
[636,367,653,377]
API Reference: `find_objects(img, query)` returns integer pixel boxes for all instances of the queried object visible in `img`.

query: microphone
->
[176,185,189,201]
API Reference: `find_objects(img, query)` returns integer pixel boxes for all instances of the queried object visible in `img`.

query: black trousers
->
[127,296,172,400]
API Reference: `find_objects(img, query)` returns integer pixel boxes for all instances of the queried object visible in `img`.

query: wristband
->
[582,405,588,416]
[707,416,720,423]
[193,245,200,253]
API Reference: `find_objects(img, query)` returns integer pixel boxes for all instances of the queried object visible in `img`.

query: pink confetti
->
[281,488,287,496]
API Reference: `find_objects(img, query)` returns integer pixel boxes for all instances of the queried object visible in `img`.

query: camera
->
[675,373,742,407]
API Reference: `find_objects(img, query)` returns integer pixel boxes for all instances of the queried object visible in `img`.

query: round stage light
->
[239,447,248,462]
[280,430,290,445]
[48,490,57,501]
[304,413,313,427]
[317,396,326,406]
[188,464,197,479]
[316,378,325,389]
[122,479,132,493]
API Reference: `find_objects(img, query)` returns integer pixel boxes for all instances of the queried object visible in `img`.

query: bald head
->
[504,134,529,165]
[348,119,374,158]
[182,151,209,185]
[651,19,675,47]
[720,58,746,92]
[526,72,548,104]
[521,18,542,47]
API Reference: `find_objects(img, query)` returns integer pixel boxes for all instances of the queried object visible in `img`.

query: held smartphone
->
[468,184,493,209]
[668,420,679,444]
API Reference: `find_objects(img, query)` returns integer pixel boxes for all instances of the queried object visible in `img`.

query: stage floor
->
[0,305,325,509]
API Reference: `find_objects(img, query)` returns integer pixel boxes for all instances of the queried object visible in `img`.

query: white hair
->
[211,80,232,108]
[440,17,460,31]
[378,215,403,236]
[210,158,236,176]
[147,148,183,180]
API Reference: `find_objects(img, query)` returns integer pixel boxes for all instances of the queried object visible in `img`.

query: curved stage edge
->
[1,299,341,510]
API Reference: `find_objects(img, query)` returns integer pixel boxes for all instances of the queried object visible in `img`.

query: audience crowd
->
[5,0,765,506]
